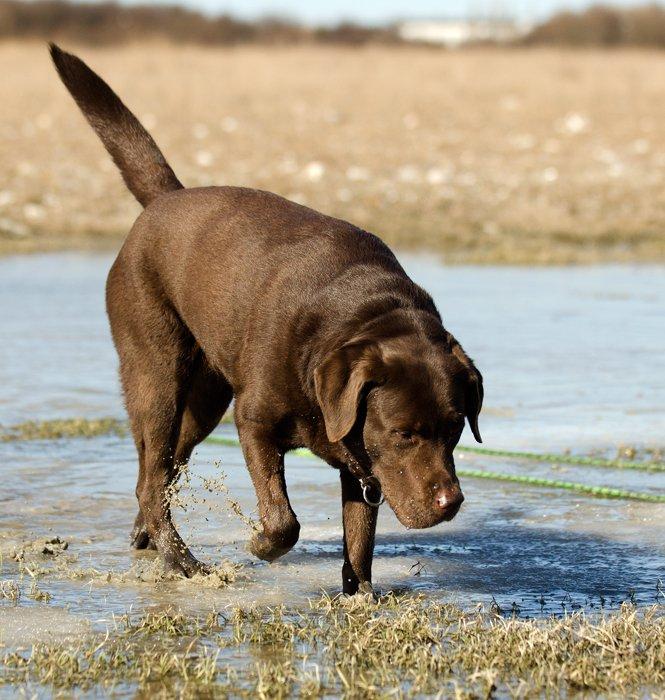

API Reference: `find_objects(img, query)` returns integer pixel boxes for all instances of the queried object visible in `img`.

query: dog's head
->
[315,333,482,528]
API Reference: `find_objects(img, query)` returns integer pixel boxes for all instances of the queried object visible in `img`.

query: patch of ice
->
[221,116,239,133]
[561,112,589,135]
[346,166,369,182]
[303,161,325,182]
[192,123,209,140]
[194,150,214,167]
[23,203,46,221]
[403,113,419,130]
[397,165,420,183]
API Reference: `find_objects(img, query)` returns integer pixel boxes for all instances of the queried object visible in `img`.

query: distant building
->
[397,18,531,47]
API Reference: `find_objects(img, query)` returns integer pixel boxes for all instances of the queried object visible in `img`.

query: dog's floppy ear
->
[451,342,484,443]
[314,342,382,443]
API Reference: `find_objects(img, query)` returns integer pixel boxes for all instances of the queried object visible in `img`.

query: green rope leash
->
[456,445,665,473]
[204,436,665,504]
[454,468,665,503]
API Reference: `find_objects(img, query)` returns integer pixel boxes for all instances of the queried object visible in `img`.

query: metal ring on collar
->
[360,478,385,507]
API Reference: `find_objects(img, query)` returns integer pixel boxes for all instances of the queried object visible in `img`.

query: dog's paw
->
[130,511,157,550]
[342,580,376,598]
[356,581,375,596]
[248,531,294,562]
[163,553,211,578]
[130,526,157,550]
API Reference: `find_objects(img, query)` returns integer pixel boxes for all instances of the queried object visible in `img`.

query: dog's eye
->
[392,429,416,442]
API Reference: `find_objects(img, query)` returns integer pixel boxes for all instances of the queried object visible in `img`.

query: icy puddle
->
[1,428,664,624]
[1,254,663,625]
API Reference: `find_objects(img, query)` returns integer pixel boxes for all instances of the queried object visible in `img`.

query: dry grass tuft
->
[0,580,21,602]
[2,43,665,263]
[0,414,235,442]
[2,593,663,697]
[0,417,127,441]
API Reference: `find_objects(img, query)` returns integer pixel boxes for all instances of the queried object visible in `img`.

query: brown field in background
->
[1,42,664,263]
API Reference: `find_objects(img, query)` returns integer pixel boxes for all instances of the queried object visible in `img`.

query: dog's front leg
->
[238,422,300,562]
[340,469,378,595]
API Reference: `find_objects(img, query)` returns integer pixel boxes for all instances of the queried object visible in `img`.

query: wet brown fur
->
[50,44,483,593]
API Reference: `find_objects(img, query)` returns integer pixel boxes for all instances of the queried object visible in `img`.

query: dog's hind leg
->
[125,364,202,576]
[131,355,233,550]
[110,284,211,577]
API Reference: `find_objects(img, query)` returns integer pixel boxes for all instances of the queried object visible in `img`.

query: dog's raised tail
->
[49,43,183,207]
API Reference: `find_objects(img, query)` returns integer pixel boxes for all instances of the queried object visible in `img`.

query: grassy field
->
[1,42,664,263]
[2,587,664,697]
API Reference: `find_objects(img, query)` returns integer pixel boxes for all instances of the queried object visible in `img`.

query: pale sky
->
[103,0,665,25]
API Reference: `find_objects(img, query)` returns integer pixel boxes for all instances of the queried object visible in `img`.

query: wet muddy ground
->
[1,254,664,696]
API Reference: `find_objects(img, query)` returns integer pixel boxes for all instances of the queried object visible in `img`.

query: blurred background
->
[1,0,665,262]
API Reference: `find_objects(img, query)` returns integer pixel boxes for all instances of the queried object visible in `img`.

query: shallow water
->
[1,253,664,643]
[2,254,664,449]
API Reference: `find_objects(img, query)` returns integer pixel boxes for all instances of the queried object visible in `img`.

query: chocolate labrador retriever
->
[51,44,483,594]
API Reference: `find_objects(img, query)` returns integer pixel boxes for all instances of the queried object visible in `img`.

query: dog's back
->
[114,183,419,385]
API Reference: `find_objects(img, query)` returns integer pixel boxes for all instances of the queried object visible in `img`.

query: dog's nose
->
[435,488,464,512]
